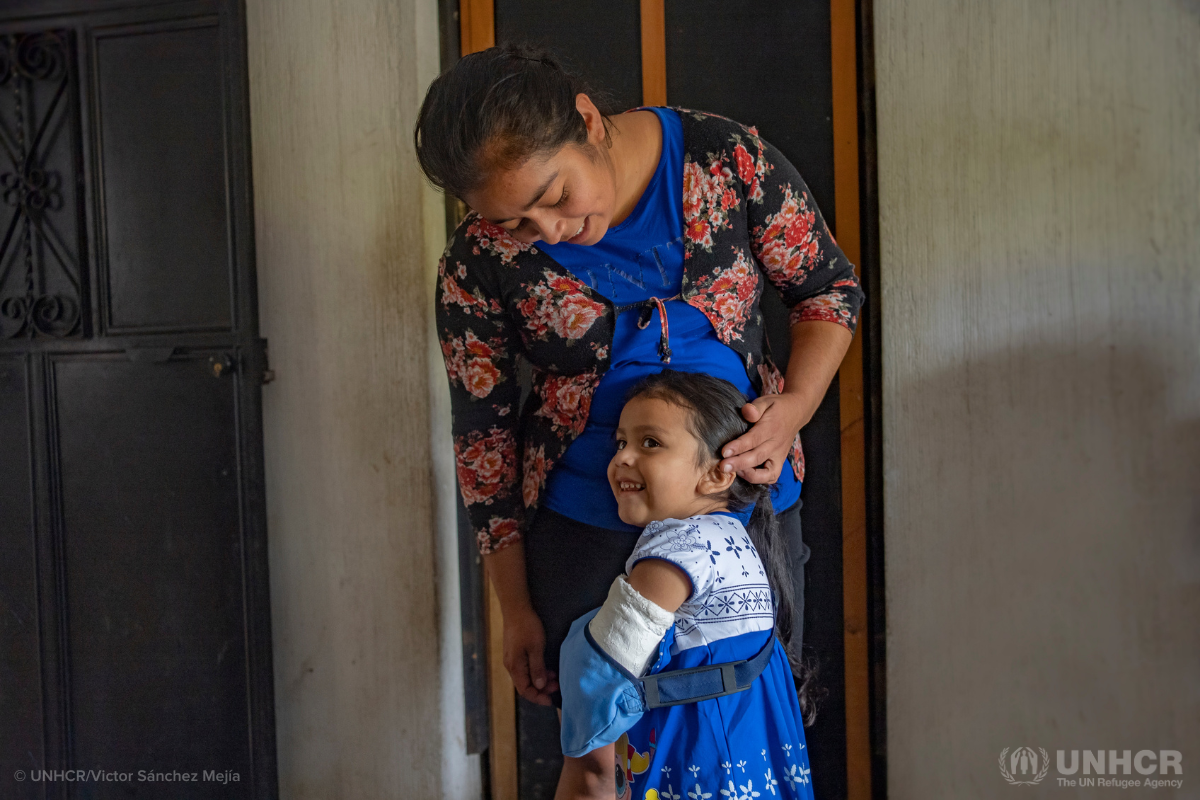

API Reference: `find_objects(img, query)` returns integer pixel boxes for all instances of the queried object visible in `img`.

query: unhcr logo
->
[999,747,1050,785]
[998,748,1185,789]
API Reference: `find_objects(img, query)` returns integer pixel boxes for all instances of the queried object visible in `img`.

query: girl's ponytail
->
[739,478,821,727]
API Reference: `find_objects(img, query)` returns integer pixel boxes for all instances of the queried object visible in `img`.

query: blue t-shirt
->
[540,107,801,531]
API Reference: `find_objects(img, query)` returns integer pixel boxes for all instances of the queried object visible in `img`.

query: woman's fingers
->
[719,395,798,481]
[510,651,553,705]
[528,642,548,691]
[740,400,765,425]
[506,648,533,697]
[738,459,782,484]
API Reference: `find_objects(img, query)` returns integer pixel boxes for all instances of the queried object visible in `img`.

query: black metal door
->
[0,1,276,798]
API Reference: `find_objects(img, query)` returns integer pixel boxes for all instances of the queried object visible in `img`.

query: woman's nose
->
[526,211,566,245]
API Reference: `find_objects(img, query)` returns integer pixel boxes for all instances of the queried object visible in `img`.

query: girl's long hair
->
[626,369,822,726]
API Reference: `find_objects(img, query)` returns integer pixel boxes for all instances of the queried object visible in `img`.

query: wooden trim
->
[457,3,514,795]
[831,0,872,798]
[486,579,519,800]
[459,0,494,55]
[639,0,666,105]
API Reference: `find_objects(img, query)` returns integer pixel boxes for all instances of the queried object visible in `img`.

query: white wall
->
[876,0,1200,796]
[245,0,481,797]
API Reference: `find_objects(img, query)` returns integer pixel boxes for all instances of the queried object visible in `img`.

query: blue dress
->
[559,513,815,800]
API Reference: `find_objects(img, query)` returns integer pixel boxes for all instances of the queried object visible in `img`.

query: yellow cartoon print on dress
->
[614,729,657,799]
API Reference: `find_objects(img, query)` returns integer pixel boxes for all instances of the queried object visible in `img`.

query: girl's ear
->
[697,460,736,496]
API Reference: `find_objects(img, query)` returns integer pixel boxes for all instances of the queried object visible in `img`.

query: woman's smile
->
[567,217,589,244]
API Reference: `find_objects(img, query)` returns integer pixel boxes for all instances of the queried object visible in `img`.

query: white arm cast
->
[587,574,675,677]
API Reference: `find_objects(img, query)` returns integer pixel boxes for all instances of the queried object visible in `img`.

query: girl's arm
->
[584,559,690,679]
[626,558,692,613]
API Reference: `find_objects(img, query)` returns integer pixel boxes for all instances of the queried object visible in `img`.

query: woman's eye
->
[552,186,569,208]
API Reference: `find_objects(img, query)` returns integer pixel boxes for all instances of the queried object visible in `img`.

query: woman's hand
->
[718,320,854,484]
[503,604,559,706]
[484,542,558,705]
[718,393,806,484]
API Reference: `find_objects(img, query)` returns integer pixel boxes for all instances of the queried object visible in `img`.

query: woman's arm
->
[485,543,558,705]
[720,320,851,482]
[718,125,865,482]
[436,223,556,704]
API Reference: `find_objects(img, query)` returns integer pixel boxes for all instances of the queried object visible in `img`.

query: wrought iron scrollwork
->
[0,31,82,339]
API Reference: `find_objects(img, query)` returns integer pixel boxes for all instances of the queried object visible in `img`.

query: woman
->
[415,44,862,795]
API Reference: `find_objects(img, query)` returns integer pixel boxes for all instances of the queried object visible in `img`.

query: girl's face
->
[608,395,733,527]
[462,95,617,246]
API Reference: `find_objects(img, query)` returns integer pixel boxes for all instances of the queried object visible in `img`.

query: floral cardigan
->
[436,109,865,555]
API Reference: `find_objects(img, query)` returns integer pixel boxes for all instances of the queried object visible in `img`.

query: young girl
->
[557,370,816,800]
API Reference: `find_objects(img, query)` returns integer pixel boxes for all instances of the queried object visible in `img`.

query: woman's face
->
[462,95,617,246]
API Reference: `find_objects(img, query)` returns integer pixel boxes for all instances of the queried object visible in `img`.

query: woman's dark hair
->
[626,369,823,726]
[414,43,617,200]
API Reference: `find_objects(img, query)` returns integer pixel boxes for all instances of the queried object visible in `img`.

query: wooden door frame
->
[451,2,886,797]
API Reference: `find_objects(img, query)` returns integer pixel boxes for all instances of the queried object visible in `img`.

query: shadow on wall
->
[887,328,1200,766]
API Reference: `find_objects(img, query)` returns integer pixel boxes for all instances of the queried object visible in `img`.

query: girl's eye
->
[641,437,659,448]
[552,185,569,208]
[615,439,626,450]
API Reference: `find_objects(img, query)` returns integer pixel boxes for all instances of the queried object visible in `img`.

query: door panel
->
[0,29,87,341]
[494,0,642,111]
[94,20,233,333]
[55,354,250,782]
[0,1,276,797]
[0,355,43,800]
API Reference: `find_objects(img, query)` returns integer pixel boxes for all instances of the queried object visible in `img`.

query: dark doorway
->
[444,2,859,798]
[0,1,276,798]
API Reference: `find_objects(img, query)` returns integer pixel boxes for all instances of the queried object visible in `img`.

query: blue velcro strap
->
[640,631,775,709]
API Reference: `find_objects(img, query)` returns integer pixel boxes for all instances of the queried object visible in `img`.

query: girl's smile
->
[607,394,732,526]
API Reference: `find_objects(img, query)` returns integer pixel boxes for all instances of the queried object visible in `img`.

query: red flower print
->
[752,185,821,283]
[728,131,771,205]
[681,152,739,254]
[441,329,507,399]
[522,444,551,508]
[734,143,756,184]
[682,161,705,221]
[455,428,518,507]
[466,216,532,265]
[438,260,501,317]
[519,271,606,342]
[757,362,785,396]
[748,178,763,204]
[463,357,500,397]
[686,250,759,343]
[790,292,856,329]
[554,295,604,339]
[534,371,598,437]
[686,219,713,249]
[478,516,521,554]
